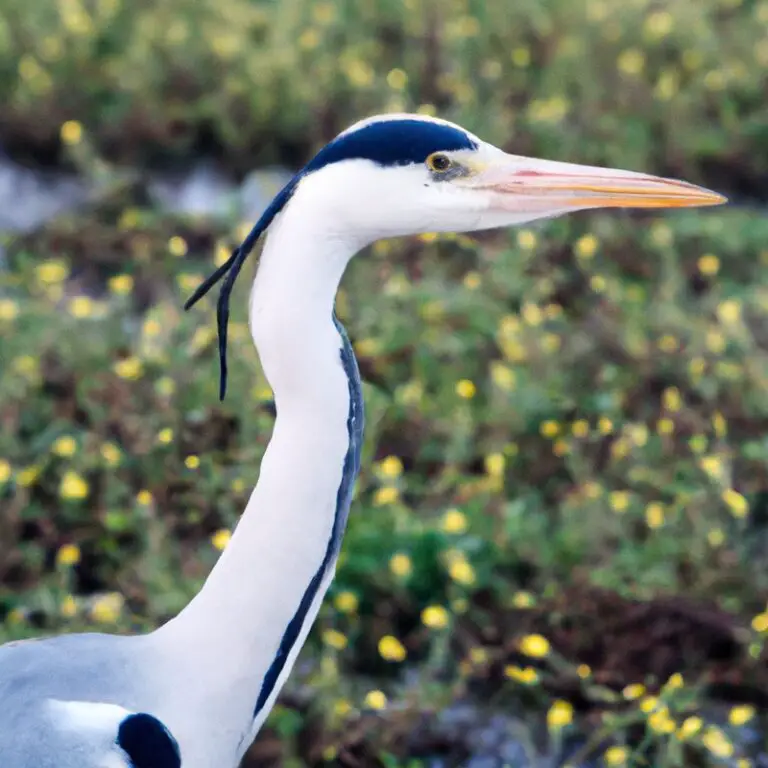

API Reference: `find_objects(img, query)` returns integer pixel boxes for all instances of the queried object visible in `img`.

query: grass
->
[2,0,768,766]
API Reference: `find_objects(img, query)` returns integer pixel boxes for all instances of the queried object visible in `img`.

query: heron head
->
[291,112,726,242]
[186,112,726,400]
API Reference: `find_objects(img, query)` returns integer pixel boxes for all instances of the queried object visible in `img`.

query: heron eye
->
[426,153,452,173]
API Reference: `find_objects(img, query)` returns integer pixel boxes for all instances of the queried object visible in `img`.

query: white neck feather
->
[153,185,364,755]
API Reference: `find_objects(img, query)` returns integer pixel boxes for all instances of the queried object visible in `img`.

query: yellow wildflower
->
[655,418,674,437]
[623,683,645,700]
[36,260,68,284]
[441,508,468,534]
[386,68,407,90]
[448,556,476,586]
[729,705,755,726]
[56,543,81,567]
[699,454,723,479]
[512,591,535,608]
[108,274,134,295]
[590,275,606,292]
[60,595,77,618]
[677,716,702,740]
[52,435,77,457]
[490,361,516,390]
[708,528,725,547]
[60,120,83,145]
[517,230,537,250]
[90,592,124,624]
[519,634,550,658]
[609,491,630,513]
[571,420,589,438]
[456,379,476,399]
[214,243,231,267]
[421,605,450,629]
[662,387,682,412]
[504,665,538,684]
[540,420,560,438]
[373,486,399,506]
[597,417,613,434]
[323,629,347,650]
[100,443,121,467]
[463,271,481,290]
[333,699,351,718]
[574,234,598,259]
[157,428,174,444]
[136,490,153,506]
[702,727,733,759]
[643,10,673,39]
[617,48,645,75]
[657,335,678,353]
[17,465,40,487]
[713,411,727,437]
[0,299,19,321]
[156,377,176,397]
[68,296,93,318]
[665,673,684,690]
[484,453,505,477]
[363,690,387,710]
[698,253,720,275]
[718,299,741,325]
[378,635,407,662]
[114,357,143,380]
[0,460,11,484]
[60,471,89,500]
[211,529,231,551]
[722,488,748,518]
[511,47,530,67]
[334,591,359,614]
[377,456,403,478]
[168,236,188,257]
[648,707,676,733]
[751,612,768,632]
[185,455,200,470]
[547,700,573,729]
[389,553,412,577]
[645,502,665,529]
[604,746,629,766]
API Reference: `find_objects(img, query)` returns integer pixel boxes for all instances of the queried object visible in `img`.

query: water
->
[0,153,293,236]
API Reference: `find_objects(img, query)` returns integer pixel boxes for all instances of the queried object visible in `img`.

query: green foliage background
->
[1,0,768,765]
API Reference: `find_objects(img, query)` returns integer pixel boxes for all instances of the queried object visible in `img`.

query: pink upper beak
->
[473,154,727,211]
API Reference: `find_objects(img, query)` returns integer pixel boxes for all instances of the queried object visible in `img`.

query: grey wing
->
[0,635,180,768]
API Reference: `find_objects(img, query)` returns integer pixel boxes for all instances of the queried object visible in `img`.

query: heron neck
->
[154,208,364,745]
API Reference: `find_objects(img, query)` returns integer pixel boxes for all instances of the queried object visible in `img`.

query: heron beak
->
[473,154,727,211]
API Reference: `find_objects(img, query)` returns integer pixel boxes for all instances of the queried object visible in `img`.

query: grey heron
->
[0,113,725,767]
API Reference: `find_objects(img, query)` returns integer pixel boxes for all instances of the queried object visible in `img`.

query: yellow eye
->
[426,153,452,172]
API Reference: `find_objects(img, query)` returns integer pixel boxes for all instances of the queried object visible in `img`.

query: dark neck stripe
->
[252,315,364,719]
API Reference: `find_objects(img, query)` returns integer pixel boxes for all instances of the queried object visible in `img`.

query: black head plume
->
[183,178,300,400]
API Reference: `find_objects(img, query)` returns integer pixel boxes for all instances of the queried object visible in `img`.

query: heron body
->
[0,114,724,767]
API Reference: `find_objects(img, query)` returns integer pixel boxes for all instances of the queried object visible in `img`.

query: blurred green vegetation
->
[1,0,768,766]
[2,0,768,191]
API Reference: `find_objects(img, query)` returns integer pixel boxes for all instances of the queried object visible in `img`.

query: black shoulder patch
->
[304,118,478,172]
[117,713,181,768]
